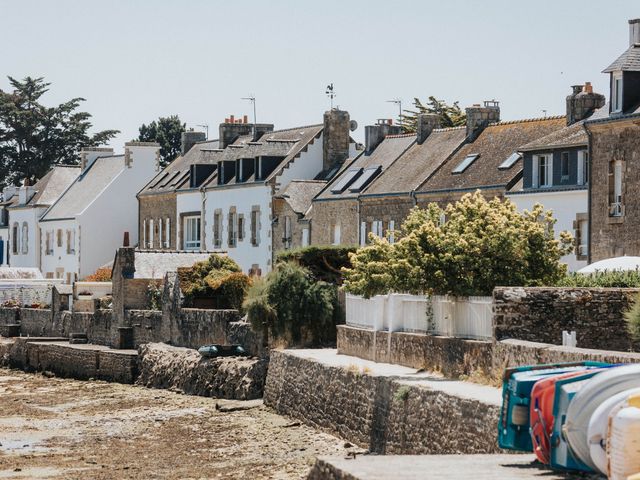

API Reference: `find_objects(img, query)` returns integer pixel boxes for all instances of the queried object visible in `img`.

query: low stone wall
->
[493,287,640,351]
[137,342,267,400]
[0,308,19,325]
[125,309,163,347]
[264,350,501,454]
[170,309,240,349]
[337,325,640,384]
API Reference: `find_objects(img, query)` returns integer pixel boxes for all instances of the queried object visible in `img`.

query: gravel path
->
[0,368,348,479]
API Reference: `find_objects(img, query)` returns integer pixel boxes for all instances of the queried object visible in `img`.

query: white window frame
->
[612,160,623,217]
[535,154,552,188]
[578,219,588,257]
[333,223,341,245]
[165,218,170,248]
[301,227,309,247]
[183,216,201,250]
[577,150,588,186]
[149,219,154,248]
[360,221,367,246]
[283,216,292,249]
[612,72,623,113]
[142,219,147,249]
[21,222,28,254]
[388,220,395,244]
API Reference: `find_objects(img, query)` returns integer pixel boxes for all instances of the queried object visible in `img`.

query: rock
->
[136,342,268,400]
[343,442,353,448]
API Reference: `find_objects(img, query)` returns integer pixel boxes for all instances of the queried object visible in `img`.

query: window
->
[158,219,163,249]
[56,229,62,248]
[612,72,623,113]
[360,221,367,246]
[149,219,154,248]
[142,219,147,249]
[332,223,341,245]
[561,152,570,180]
[11,223,18,254]
[388,220,395,244]
[331,168,362,193]
[575,218,588,258]
[498,152,522,170]
[452,154,479,174]
[577,150,589,186]
[183,216,201,250]
[165,218,170,248]
[348,165,382,192]
[371,220,383,238]
[228,209,237,247]
[238,214,245,242]
[283,216,292,249]
[45,230,53,255]
[66,229,75,254]
[610,160,624,217]
[250,208,260,247]
[22,223,28,254]
[534,155,552,187]
[301,227,309,247]
[213,210,222,248]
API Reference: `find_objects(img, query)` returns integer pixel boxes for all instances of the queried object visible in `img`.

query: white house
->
[39,143,160,281]
[197,110,358,274]
[3,167,80,272]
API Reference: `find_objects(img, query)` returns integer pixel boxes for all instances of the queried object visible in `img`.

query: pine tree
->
[400,97,466,133]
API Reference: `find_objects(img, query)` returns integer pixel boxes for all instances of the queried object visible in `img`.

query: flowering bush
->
[343,191,574,298]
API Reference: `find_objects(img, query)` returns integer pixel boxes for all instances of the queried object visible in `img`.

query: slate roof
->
[419,116,566,192]
[139,139,220,195]
[365,127,467,195]
[25,165,80,207]
[317,134,415,200]
[40,156,125,221]
[274,180,326,215]
[519,105,609,151]
[129,250,216,279]
[603,45,640,72]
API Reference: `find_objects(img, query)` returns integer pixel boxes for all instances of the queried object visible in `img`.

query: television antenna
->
[386,98,402,126]
[241,95,257,138]
[326,83,336,110]
[196,124,209,140]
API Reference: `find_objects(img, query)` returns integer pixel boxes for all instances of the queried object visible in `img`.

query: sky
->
[1,0,638,149]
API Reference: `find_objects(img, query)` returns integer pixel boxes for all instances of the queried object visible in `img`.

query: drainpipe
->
[200,188,206,252]
[585,126,593,265]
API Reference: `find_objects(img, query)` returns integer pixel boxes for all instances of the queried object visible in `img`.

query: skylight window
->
[331,168,362,193]
[498,152,522,170]
[452,154,479,174]
[349,165,382,192]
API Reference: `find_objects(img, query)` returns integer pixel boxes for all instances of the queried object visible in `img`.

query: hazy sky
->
[2,0,638,149]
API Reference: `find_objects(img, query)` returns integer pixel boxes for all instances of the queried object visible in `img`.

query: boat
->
[607,393,640,480]
[197,344,247,358]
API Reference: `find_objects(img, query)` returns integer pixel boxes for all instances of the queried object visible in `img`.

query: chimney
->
[566,82,606,125]
[364,119,403,154]
[79,147,114,171]
[218,116,274,149]
[630,18,640,46]
[181,130,206,155]
[323,109,352,171]
[123,231,130,247]
[465,101,500,140]
[416,113,441,144]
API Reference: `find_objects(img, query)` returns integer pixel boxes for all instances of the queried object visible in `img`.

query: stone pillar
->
[323,109,351,172]
[465,101,500,140]
[365,120,402,154]
[181,131,206,155]
[416,113,441,144]
[112,247,136,327]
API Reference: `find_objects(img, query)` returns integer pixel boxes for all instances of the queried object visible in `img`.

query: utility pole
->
[386,98,402,127]
[242,95,257,138]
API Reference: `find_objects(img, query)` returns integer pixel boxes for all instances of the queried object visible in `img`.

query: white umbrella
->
[577,255,640,274]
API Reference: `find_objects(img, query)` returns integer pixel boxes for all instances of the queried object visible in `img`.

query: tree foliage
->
[0,76,118,188]
[557,270,640,288]
[400,96,466,133]
[137,115,185,168]
[276,245,356,285]
[84,267,113,282]
[343,192,574,298]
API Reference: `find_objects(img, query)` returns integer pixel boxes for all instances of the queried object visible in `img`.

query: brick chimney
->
[181,131,206,155]
[465,101,500,140]
[364,119,402,154]
[566,82,605,125]
[416,113,441,144]
[218,116,274,149]
[323,109,351,171]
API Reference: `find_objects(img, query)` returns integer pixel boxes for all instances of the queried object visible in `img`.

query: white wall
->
[39,219,79,280]
[77,145,159,278]
[0,226,9,266]
[507,189,588,271]
[7,207,41,269]
[203,184,272,273]
[275,133,324,191]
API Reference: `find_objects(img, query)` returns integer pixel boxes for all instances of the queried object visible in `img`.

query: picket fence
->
[345,293,493,340]
[0,279,65,307]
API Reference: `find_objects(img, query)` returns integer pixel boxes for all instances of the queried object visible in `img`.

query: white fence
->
[0,279,65,307]
[345,293,493,340]
[73,281,112,299]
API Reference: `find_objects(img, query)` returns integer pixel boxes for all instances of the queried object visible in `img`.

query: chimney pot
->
[230,115,235,123]
[243,115,248,124]
[123,231,130,247]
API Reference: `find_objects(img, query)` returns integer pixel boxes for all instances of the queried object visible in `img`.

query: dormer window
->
[612,72,623,113]
[452,154,479,174]
[532,154,552,188]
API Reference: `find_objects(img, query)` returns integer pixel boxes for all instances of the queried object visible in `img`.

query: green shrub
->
[179,254,251,310]
[625,293,640,343]
[243,261,340,347]
[276,245,356,285]
[556,270,640,288]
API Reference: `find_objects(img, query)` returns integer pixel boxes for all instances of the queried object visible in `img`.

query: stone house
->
[311,130,415,246]
[3,166,80,272]
[507,84,606,271]
[586,18,640,261]
[271,180,326,260]
[39,143,160,281]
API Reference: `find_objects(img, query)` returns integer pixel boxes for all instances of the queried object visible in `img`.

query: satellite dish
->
[349,120,358,132]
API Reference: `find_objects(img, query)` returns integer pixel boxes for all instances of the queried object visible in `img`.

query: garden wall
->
[493,287,640,351]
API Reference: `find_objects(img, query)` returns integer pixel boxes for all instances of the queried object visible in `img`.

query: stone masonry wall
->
[493,287,640,351]
[588,119,640,262]
[138,192,178,250]
[359,196,415,235]
[264,350,501,454]
[272,197,307,263]
[416,186,505,209]
[310,199,359,246]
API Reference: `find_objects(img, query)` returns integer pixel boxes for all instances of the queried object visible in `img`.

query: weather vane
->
[326,83,336,110]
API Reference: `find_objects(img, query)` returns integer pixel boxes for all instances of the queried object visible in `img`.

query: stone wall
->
[310,199,359,246]
[493,287,640,351]
[0,308,19,325]
[415,186,505,209]
[587,118,640,261]
[264,350,501,454]
[137,342,267,400]
[272,196,308,263]
[359,196,415,236]
[138,192,177,250]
